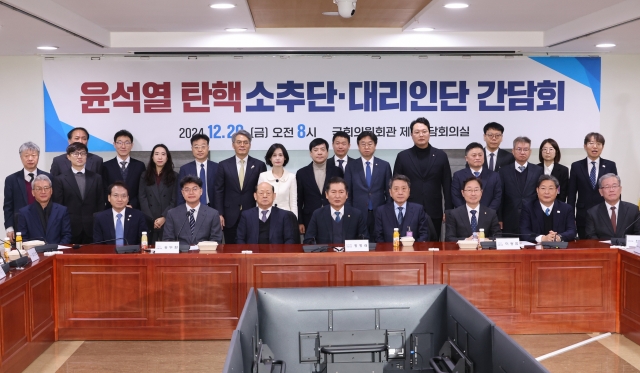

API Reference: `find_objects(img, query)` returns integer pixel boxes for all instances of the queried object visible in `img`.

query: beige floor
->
[22,333,640,372]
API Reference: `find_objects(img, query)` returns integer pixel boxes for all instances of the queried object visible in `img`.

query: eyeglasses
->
[515,148,530,153]
[463,189,481,194]
[70,152,87,158]
[115,141,132,147]
[485,133,503,139]
[600,185,620,190]
[192,145,208,151]
[587,142,603,147]
[110,193,128,199]
[234,140,250,146]
[359,142,375,148]
[182,187,201,193]
[33,186,51,192]
[541,147,556,153]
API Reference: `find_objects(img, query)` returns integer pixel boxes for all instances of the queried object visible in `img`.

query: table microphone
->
[24,236,58,253]
[72,237,139,253]
[0,238,30,268]
[175,211,195,252]
[611,214,640,246]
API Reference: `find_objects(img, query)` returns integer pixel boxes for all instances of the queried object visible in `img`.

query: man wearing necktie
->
[451,142,502,211]
[482,122,515,172]
[101,130,146,209]
[585,174,640,239]
[445,176,501,242]
[93,182,147,245]
[331,131,356,173]
[520,175,576,243]
[177,134,219,209]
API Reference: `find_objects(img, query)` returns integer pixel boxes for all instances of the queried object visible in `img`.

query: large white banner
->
[42,55,600,151]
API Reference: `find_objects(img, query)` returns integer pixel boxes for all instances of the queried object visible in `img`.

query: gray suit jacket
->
[162,204,223,245]
[50,153,103,178]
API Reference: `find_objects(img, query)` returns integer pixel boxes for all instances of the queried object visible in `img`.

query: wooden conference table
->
[3,240,640,372]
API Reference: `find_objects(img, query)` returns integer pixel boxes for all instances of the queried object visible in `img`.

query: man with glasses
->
[177,134,218,207]
[50,127,103,177]
[93,182,147,245]
[445,176,501,242]
[16,174,71,244]
[53,142,105,244]
[4,142,51,241]
[214,130,267,244]
[499,137,543,236]
[452,142,501,211]
[102,130,146,209]
[164,176,222,245]
[483,122,515,171]
[585,174,640,239]
[568,133,618,239]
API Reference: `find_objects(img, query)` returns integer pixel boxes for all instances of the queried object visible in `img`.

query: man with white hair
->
[585,173,640,239]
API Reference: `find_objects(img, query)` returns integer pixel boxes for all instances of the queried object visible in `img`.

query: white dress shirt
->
[116,156,131,170]
[186,203,201,222]
[515,161,529,172]
[605,200,621,222]
[112,207,128,230]
[361,156,375,178]
[466,204,480,225]
[258,206,273,221]
[331,206,345,221]
[71,166,86,174]
[543,163,554,176]
[394,202,406,219]
[258,168,298,218]
[334,155,349,169]
[195,160,209,203]
[485,149,499,171]
[536,202,555,243]
[23,169,37,182]
[588,157,601,181]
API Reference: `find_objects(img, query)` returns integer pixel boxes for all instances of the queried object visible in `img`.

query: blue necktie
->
[199,164,207,206]
[115,213,124,246]
[338,159,344,172]
[470,210,478,234]
[335,212,341,222]
[473,171,480,177]
[397,206,404,227]
[189,208,196,235]
[545,208,550,216]
[518,166,525,173]
[590,161,596,188]
[365,161,372,210]
[489,153,495,171]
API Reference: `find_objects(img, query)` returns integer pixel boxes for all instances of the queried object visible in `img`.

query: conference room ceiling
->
[0,0,639,54]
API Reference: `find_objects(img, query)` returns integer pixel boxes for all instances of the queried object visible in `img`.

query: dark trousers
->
[224,225,238,245]
[72,229,92,244]
[431,217,443,241]
[577,225,587,240]
[367,210,375,242]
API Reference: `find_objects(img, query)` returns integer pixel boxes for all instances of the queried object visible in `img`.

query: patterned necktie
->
[189,208,196,234]
[335,212,341,222]
[365,161,372,210]
[120,161,128,179]
[473,171,480,177]
[239,159,245,189]
[545,208,550,216]
[115,213,124,246]
[199,164,207,206]
[470,210,478,234]
[611,206,617,233]
[489,153,495,171]
[338,159,344,172]
[261,210,268,222]
[590,161,597,188]
[397,206,404,227]
[518,166,525,173]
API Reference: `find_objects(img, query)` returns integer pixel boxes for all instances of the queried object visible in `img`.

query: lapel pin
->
[251,165,255,169]
[556,211,560,213]
[603,165,606,168]
[348,215,351,218]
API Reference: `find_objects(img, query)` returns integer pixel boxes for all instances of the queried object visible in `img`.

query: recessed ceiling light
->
[210,3,236,9]
[225,28,247,32]
[596,43,616,48]
[37,46,58,50]
[413,27,435,32]
[322,11,340,16]
[444,3,469,8]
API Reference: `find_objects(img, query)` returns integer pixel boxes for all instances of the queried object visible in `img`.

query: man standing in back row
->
[50,127,103,177]
[483,122,515,172]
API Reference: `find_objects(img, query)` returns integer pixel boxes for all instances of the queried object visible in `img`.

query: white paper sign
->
[154,241,180,254]
[626,235,640,248]
[345,240,369,252]
[496,238,521,250]
[27,248,40,263]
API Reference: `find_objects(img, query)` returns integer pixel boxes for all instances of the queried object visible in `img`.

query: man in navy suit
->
[304,177,368,244]
[296,138,344,234]
[374,175,429,242]
[237,182,298,244]
[585,174,640,239]
[93,181,147,245]
[331,131,356,172]
[177,134,218,207]
[499,136,543,236]
[567,132,618,239]
[520,175,576,243]
[483,122,515,171]
[17,175,71,244]
[344,131,392,240]
[3,142,50,241]
[445,176,501,242]
[214,130,267,244]
[102,130,146,210]
[393,117,452,240]
[50,127,103,178]
[452,142,501,211]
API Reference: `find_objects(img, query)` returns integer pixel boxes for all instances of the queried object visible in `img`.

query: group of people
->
[4,118,638,248]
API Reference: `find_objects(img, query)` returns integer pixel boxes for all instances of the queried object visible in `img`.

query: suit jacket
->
[519,200,576,242]
[258,168,298,217]
[537,162,569,202]
[499,163,543,234]
[177,160,218,206]
[139,172,178,221]
[374,202,429,242]
[303,205,368,244]
[102,157,146,209]
[451,166,502,211]
[567,158,618,227]
[17,202,72,244]
[3,169,50,229]
[93,207,148,245]
[213,156,266,228]
[484,148,515,171]
[585,201,640,239]
[393,145,453,219]
[52,169,105,237]
[236,206,298,244]
[50,153,103,178]
[331,155,357,172]
[163,204,223,245]
[296,161,344,228]
[445,204,501,242]
[344,157,392,213]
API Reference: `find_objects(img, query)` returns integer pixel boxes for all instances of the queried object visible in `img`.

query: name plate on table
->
[345,240,369,252]
[27,248,39,262]
[496,238,520,250]
[154,241,180,254]
[627,235,640,248]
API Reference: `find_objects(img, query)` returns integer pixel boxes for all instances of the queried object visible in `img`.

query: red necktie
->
[611,206,617,233]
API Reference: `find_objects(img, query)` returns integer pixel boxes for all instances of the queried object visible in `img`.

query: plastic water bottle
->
[141,231,148,250]
[393,228,400,247]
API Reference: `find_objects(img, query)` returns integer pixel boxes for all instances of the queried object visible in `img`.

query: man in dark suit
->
[344,131,392,240]
[3,142,51,241]
[164,176,223,245]
[237,182,298,244]
[102,130,146,210]
[296,138,344,233]
[93,182,147,245]
[331,131,356,173]
[213,130,267,244]
[177,134,218,207]
[568,132,618,239]
[17,174,71,244]
[499,136,543,236]
[50,127,103,177]
[304,177,368,244]
[374,175,429,242]
[483,122,515,171]
[445,176,501,242]
[520,175,576,243]
[52,142,105,244]
[585,174,640,239]
[393,117,452,240]
[452,142,501,211]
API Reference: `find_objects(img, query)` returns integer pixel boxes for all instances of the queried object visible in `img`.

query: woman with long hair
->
[257,143,298,218]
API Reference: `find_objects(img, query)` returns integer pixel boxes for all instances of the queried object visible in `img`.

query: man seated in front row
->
[520,175,576,243]
[374,175,429,242]
[304,177,368,244]
[237,182,298,244]
[445,176,501,242]
[93,182,147,245]
[585,173,640,239]
[163,176,223,245]
[17,175,71,244]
